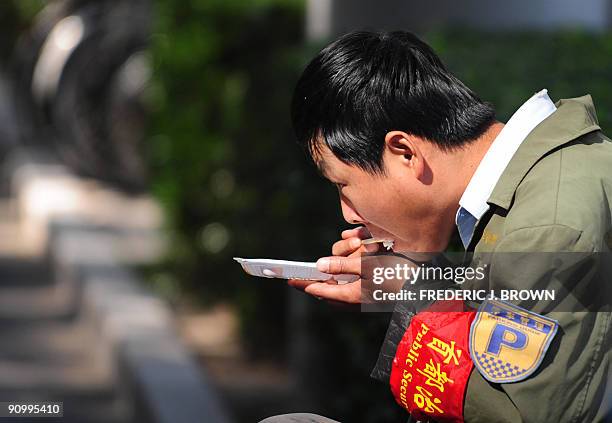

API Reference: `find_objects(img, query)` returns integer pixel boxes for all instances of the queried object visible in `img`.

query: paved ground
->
[0,73,131,422]
[0,202,135,423]
[178,304,299,422]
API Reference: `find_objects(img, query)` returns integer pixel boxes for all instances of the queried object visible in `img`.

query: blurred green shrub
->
[147,0,346,359]
[429,29,612,129]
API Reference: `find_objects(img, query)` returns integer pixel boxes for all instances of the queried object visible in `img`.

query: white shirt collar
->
[457,89,557,223]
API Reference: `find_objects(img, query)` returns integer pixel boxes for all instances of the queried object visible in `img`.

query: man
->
[262,30,611,422]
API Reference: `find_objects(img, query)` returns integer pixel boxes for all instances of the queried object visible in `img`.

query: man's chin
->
[389,238,449,254]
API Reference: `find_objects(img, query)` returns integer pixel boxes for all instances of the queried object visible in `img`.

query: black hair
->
[291,30,496,174]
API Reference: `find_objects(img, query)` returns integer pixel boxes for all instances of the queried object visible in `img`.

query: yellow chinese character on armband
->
[413,385,444,414]
[417,359,454,392]
[427,337,462,365]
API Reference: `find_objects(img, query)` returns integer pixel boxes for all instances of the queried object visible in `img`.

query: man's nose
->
[340,197,365,225]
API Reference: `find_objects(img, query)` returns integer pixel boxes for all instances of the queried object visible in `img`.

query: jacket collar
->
[487,95,601,211]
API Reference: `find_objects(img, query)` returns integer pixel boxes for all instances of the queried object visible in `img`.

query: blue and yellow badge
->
[469,299,558,383]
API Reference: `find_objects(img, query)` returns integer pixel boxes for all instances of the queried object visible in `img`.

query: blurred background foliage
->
[429,29,612,128]
[0,1,46,65]
[147,0,346,360]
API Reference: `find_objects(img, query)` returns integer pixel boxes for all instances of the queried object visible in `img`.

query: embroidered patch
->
[469,299,558,383]
[481,230,499,245]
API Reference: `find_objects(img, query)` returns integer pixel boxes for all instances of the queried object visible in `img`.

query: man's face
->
[315,142,457,252]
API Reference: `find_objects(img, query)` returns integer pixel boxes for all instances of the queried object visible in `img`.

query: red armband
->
[389,301,476,423]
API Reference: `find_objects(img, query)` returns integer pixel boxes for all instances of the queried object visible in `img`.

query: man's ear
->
[384,131,426,179]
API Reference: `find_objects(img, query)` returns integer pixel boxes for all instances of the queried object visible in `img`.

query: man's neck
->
[455,121,505,203]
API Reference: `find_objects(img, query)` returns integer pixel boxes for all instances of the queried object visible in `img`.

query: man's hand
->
[287,226,378,304]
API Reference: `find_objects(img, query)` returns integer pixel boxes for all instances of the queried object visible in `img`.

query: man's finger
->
[332,236,362,256]
[332,237,380,255]
[287,278,320,291]
[341,226,371,240]
[304,281,361,304]
[316,255,361,275]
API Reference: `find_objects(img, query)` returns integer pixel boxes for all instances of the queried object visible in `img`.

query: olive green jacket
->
[372,95,611,423]
[462,95,611,423]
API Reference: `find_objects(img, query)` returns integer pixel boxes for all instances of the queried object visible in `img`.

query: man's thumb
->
[316,256,360,275]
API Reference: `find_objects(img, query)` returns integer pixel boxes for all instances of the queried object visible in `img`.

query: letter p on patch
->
[486,324,527,356]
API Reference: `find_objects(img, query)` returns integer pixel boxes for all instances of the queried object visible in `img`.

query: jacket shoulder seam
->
[553,148,563,224]
[503,222,583,238]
